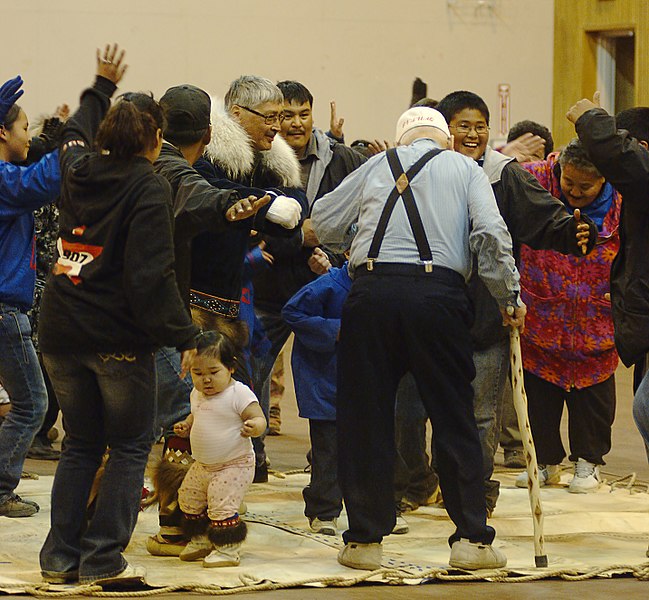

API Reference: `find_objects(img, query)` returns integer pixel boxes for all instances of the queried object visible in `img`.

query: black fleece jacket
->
[576,108,649,366]
[39,76,199,354]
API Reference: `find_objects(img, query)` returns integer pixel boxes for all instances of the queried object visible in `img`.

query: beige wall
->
[4,0,554,143]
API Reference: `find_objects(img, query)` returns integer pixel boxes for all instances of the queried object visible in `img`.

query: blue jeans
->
[40,351,156,583]
[472,339,510,512]
[0,304,47,503]
[154,347,192,438]
[633,356,649,463]
[499,375,522,451]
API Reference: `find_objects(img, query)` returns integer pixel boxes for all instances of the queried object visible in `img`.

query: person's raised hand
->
[96,43,128,85]
[573,208,590,255]
[55,104,71,122]
[330,100,344,140]
[567,91,601,124]
[0,76,24,124]
[226,194,271,222]
[500,132,545,163]
[368,139,392,155]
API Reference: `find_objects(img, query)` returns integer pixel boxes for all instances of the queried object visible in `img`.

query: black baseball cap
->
[160,84,211,145]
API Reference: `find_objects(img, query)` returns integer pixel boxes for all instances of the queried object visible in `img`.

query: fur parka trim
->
[142,456,191,510]
[205,99,301,188]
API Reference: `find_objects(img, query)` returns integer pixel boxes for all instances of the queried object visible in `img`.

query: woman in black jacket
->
[38,45,199,586]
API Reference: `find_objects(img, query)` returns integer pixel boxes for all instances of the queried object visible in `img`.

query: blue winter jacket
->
[282,263,351,420]
[0,153,60,310]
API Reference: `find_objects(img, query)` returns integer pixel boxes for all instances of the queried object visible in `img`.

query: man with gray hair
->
[312,107,524,571]
[190,75,306,484]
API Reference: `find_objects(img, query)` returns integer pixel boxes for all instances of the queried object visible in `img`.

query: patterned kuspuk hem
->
[163,448,194,466]
[190,290,240,319]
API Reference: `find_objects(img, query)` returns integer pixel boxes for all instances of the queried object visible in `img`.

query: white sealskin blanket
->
[2,469,649,594]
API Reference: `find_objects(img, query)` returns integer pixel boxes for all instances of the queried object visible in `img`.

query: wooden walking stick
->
[509,325,548,568]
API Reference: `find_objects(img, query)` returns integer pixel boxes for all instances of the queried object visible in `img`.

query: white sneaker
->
[309,517,337,536]
[203,544,241,568]
[392,514,409,534]
[568,458,601,493]
[179,534,212,561]
[449,538,507,570]
[515,464,561,488]
[337,542,382,570]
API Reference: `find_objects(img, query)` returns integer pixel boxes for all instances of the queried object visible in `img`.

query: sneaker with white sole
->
[203,544,241,568]
[337,542,382,570]
[515,464,560,488]
[179,534,212,561]
[449,538,507,570]
[309,517,337,536]
[568,458,601,493]
[392,513,409,534]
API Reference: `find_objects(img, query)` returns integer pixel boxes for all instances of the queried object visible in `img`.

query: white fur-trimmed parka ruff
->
[204,99,301,188]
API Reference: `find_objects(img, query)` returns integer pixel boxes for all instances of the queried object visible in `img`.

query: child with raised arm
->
[174,331,266,568]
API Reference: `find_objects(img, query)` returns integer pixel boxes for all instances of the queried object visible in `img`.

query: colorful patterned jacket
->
[519,153,621,390]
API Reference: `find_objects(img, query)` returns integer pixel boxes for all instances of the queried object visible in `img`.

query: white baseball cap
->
[395,107,450,144]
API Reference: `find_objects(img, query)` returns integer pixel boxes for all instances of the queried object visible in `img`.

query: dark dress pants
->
[337,268,494,547]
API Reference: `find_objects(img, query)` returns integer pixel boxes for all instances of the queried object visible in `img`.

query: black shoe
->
[503,449,526,469]
[0,494,39,517]
[28,437,60,458]
[253,462,268,483]
[27,446,60,460]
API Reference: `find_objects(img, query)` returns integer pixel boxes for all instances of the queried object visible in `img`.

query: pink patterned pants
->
[178,453,255,520]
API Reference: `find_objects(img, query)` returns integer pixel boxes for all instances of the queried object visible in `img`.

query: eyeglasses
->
[239,105,285,125]
[449,123,490,135]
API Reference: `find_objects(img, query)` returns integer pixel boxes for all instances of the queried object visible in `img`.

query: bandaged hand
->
[266,196,302,229]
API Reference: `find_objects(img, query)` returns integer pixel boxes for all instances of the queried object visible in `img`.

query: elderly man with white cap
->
[311,106,524,571]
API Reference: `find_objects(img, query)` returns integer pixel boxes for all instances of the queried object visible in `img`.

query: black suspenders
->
[366,147,443,272]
